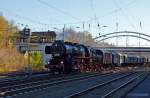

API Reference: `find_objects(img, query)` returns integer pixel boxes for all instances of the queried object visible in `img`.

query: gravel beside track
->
[7,72,134,98]
[69,72,147,98]
[0,72,107,97]
[0,67,147,98]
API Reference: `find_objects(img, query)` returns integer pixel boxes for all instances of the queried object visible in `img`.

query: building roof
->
[31,31,56,37]
[19,30,56,38]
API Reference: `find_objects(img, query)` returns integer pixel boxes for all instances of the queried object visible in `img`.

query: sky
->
[0,0,150,46]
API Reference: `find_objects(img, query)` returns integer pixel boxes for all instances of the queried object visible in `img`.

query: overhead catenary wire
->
[37,0,82,22]
[90,0,100,34]
[0,0,139,30]
[1,7,71,27]
[112,0,138,47]
[90,0,97,23]
[87,0,138,23]
[112,0,136,30]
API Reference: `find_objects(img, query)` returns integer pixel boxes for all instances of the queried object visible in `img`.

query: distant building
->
[14,28,56,53]
[15,28,56,43]
[30,31,56,43]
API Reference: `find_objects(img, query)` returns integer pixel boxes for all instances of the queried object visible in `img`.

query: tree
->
[0,15,27,72]
[0,15,9,47]
[64,28,77,42]
[55,27,115,47]
[62,28,95,45]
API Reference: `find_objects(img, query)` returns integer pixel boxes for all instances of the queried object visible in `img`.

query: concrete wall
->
[15,43,52,65]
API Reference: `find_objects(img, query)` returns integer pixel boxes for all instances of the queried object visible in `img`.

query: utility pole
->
[139,34,141,47]
[23,27,32,76]
[139,21,142,47]
[116,22,118,46]
[126,31,129,47]
[63,24,65,42]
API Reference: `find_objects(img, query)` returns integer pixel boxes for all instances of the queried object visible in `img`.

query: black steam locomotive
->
[45,40,90,73]
[45,40,147,73]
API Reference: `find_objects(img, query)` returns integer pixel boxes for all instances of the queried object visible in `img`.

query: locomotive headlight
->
[61,61,64,64]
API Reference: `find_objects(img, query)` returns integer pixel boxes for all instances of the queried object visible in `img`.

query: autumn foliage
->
[0,15,27,72]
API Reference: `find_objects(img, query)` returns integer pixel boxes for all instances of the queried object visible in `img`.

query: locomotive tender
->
[45,40,147,73]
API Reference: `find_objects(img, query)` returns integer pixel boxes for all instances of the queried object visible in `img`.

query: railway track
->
[4,71,139,98]
[0,71,146,98]
[64,71,148,98]
[0,72,110,97]
[0,72,54,86]
[0,73,53,88]
[0,66,127,86]
[101,72,148,98]
[0,71,51,82]
[0,72,94,88]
